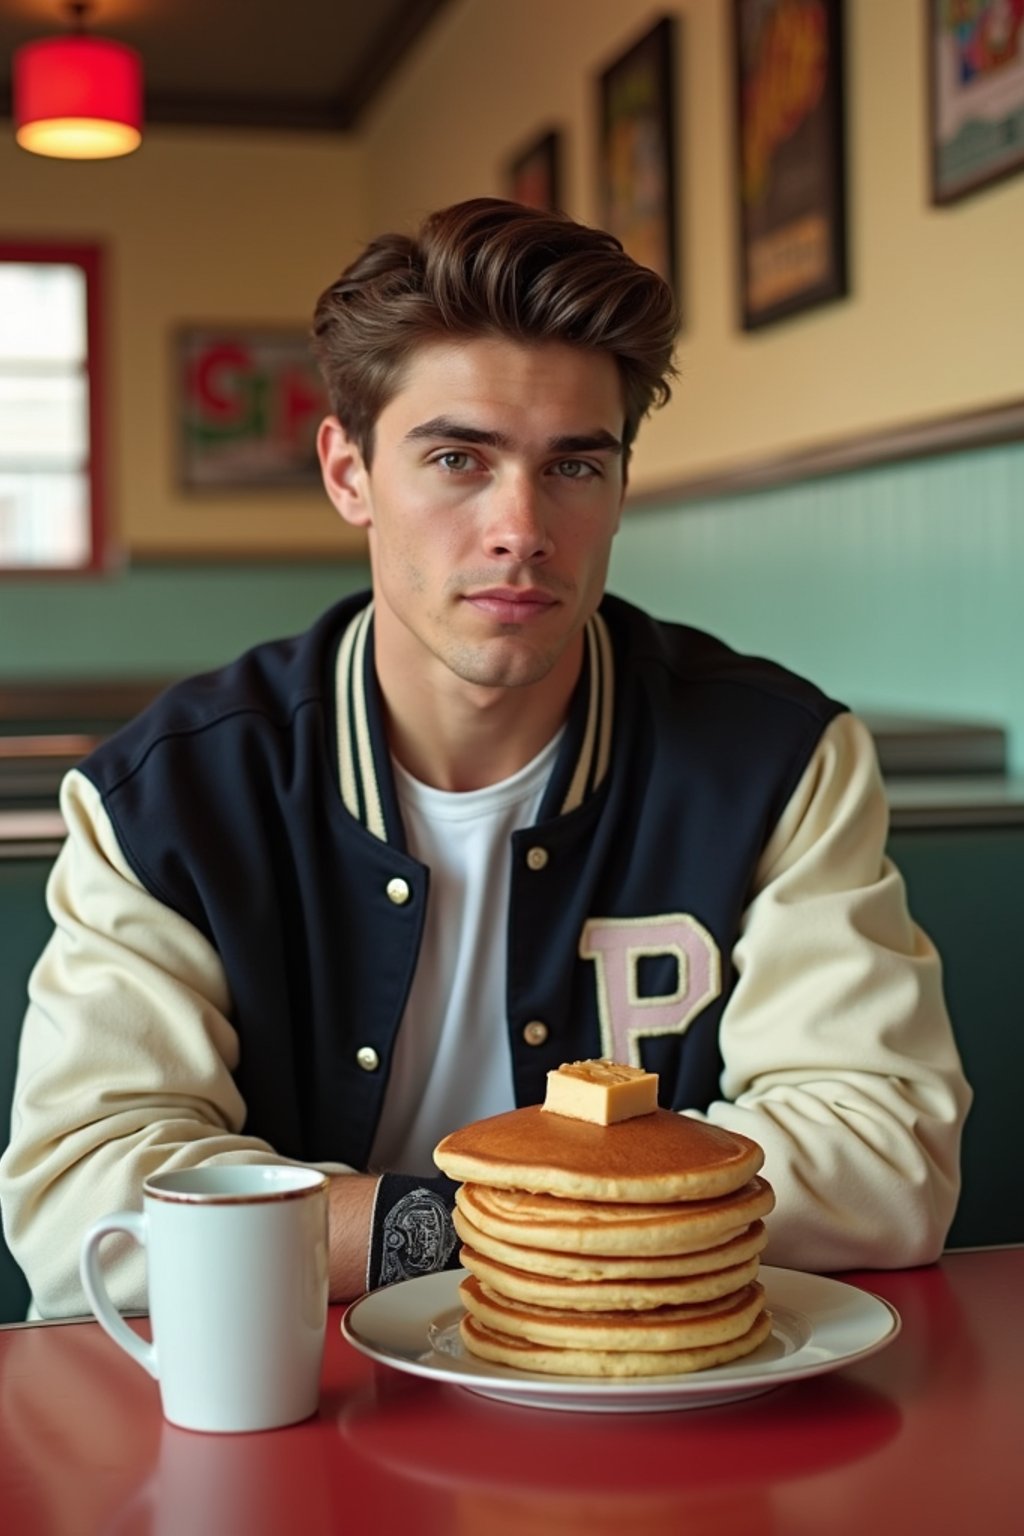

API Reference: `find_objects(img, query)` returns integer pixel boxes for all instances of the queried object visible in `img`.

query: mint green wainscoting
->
[611,441,1024,775]
[0,562,371,680]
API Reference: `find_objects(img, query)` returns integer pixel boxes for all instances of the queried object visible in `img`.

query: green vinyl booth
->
[0,853,54,1323]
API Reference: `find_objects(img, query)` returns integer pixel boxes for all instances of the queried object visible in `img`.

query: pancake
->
[459,1309,773,1378]
[435,1066,774,1378]
[459,1274,766,1351]
[452,1207,769,1280]
[455,1178,774,1255]
[460,1244,763,1310]
[434,1106,763,1202]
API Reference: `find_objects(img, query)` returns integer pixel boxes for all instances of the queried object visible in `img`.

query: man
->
[0,200,970,1315]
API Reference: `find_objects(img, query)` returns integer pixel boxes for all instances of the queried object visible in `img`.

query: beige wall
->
[362,0,1024,494]
[1,127,368,558]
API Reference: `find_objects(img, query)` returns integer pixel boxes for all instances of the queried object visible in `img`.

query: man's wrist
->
[327,1173,380,1301]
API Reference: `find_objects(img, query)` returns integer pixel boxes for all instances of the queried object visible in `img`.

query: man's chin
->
[443,638,564,692]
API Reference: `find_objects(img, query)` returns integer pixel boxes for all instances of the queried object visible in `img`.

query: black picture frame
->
[928,0,1024,205]
[733,0,848,331]
[597,16,679,299]
[505,128,562,211]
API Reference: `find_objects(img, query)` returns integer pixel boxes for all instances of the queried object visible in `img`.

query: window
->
[0,243,104,571]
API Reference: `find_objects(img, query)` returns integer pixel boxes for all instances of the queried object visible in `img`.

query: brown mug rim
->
[143,1169,328,1206]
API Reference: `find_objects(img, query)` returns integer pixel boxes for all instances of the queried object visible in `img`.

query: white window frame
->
[0,241,106,574]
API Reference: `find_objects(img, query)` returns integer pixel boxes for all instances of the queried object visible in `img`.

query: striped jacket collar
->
[334,600,615,842]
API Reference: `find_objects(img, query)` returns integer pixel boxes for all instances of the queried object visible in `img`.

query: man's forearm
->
[327,1173,379,1301]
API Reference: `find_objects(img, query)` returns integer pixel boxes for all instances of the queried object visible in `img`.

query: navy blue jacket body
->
[80,591,846,1171]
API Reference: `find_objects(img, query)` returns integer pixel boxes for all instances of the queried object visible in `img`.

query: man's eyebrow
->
[547,431,623,456]
[404,418,623,455]
[404,417,511,448]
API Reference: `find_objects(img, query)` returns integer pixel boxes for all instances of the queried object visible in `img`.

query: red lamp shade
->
[14,35,143,160]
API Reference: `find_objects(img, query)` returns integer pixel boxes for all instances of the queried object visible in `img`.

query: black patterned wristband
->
[366,1171,462,1290]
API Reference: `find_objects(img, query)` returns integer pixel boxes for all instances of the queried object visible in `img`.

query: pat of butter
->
[542,1059,658,1125]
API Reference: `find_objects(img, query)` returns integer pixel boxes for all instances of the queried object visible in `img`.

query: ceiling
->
[0,0,452,132]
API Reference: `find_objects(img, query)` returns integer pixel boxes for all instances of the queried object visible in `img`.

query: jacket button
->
[525,846,549,871]
[523,1020,548,1047]
[386,877,411,906]
[356,1046,380,1072]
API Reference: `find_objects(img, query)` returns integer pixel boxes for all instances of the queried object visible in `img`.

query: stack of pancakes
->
[434,1103,774,1378]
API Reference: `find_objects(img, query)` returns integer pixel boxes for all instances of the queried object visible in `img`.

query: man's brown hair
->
[311,198,679,469]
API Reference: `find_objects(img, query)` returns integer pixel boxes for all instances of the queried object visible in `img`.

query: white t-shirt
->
[368,730,563,1176]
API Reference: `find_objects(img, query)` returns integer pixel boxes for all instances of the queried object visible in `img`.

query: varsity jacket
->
[0,593,972,1314]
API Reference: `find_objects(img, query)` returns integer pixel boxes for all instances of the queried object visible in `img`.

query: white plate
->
[341,1265,900,1412]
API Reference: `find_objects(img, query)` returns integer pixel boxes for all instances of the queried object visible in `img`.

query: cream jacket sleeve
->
[0,771,355,1318]
[691,712,972,1272]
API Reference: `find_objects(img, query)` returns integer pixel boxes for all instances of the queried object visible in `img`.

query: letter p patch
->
[579,914,722,1067]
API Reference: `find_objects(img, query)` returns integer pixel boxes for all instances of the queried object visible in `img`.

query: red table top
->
[1,1248,1020,1536]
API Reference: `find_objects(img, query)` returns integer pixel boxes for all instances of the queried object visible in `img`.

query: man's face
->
[320,335,627,698]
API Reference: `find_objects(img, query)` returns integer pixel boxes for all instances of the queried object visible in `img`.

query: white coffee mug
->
[80,1165,329,1434]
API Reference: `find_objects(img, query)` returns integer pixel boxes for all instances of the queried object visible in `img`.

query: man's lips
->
[463,588,559,623]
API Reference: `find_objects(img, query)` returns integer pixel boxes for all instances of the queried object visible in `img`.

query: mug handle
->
[79,1212,158,1380]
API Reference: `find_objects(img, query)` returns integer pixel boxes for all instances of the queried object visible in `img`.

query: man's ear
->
[317,416,372,529]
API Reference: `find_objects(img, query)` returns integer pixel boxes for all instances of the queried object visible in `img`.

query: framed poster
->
[929,0,1024,204]
[597,16,678,295]
[177,327,328,489]
[733,0,848,330]
[506,128,562,210]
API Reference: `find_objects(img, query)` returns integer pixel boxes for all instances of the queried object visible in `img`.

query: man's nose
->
[484,474,553,562]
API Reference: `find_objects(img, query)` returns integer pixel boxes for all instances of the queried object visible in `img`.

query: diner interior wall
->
[609,440,1024,778]
[0,125,368,561]
[1,0,1021,773]
[0,563,370,680]
[361,0,1023,487]
[0,124,374,675]
[358,0,1024,769]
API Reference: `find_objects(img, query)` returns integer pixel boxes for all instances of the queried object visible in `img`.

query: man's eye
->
[553,459,597,479]
[436,451,475,472]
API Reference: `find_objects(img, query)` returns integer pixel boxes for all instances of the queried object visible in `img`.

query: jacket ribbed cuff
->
[366,1171,461,1291]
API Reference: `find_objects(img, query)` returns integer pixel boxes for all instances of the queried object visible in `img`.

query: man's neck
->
[376,637,583,793]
